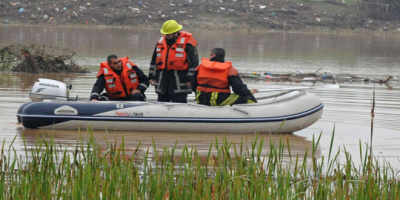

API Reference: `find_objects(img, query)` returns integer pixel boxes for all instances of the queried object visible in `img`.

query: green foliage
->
[0,131,399,199]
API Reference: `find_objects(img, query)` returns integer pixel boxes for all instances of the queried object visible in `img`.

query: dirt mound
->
[1,0,399,33]
[0,43,88,73]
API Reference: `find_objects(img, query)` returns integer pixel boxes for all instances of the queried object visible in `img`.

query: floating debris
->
[239,72,396,85]
[0,43,88,73]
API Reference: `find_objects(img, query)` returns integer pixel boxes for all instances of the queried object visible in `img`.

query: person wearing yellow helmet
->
[148,20,199,103]
[159,19,183,35]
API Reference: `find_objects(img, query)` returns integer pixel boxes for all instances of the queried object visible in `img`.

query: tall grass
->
[0,131,399,199]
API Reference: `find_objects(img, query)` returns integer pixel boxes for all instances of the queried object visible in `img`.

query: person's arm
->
[134,66,149,94]
[228,75,253,96]
[90,75,106,100]
[185,44,199,83]
[149,45,158,85]
[191,70,199,92]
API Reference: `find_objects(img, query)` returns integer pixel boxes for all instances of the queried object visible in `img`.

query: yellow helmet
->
[160,20,183,35]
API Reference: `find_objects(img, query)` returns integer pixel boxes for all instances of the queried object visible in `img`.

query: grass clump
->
[0,131,399,199]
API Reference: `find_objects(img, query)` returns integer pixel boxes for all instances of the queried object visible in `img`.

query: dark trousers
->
[129,94,146,101]
[99,93,146,101]
[195,91,257,106]
[157,94,188,103]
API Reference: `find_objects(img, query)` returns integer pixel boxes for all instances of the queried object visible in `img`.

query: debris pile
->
[0,43,88,73]
[240,72,397,85]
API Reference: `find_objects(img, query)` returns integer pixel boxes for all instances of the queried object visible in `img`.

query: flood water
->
[1,25,400,169]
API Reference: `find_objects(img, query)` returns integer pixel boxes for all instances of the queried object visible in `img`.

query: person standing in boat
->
[90,54,149,101]
[148,19,199,103]
[191,47,258,106]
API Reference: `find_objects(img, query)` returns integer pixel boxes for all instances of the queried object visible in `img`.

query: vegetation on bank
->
[1,131,399,199]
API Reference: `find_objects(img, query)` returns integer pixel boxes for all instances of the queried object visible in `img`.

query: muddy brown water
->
[1,25,400,169]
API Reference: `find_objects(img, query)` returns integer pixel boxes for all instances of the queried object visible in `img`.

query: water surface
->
[1,25,400,169]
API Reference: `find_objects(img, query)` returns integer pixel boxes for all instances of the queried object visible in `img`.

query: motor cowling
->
[29,78,69,102]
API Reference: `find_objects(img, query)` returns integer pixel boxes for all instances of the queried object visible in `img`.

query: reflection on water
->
[0,72,86,90]
[1,25,400,169]
[1,25,400,78]
[2,72,399,169]
[297,82,400,169]
[19,128,317,166]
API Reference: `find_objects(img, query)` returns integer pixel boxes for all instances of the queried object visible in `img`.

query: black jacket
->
[148,34,199,95]
[191,57,252,96]
[90,65,149,100]
[191,57,255,105]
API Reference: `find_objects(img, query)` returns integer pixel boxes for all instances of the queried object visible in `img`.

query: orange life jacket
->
[195,58,238,93]
[155,31,198,70]
[97,57,140,98]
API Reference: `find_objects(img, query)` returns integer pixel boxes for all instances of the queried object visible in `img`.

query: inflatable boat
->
[17,79,324,133]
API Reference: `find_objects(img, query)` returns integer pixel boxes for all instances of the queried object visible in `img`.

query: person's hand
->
[150,79,156,86]
[251,89,258,94]
[187,81,191,89]
[91,99,98,102]
[131,89,141,95]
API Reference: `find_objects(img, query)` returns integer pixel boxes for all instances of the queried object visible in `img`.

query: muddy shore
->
[1,0,400,33]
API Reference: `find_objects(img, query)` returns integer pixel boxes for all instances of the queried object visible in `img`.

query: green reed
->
[0,131,399,199]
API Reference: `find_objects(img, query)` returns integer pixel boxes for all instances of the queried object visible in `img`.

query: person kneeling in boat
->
[191,48,258,106]
[90,54,149,101]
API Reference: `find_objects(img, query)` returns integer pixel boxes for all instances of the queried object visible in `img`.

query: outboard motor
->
[29,78,69,102]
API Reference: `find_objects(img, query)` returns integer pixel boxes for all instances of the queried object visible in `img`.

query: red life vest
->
[155,31,197,70]
[195,58,238,93]
[97,57,140,98]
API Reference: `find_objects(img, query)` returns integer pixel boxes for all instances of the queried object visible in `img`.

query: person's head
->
[160,20,183,40]
[209,48,225,60]
[107,54,122,71]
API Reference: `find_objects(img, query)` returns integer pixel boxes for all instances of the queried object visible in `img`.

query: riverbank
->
[1,0,400,34]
